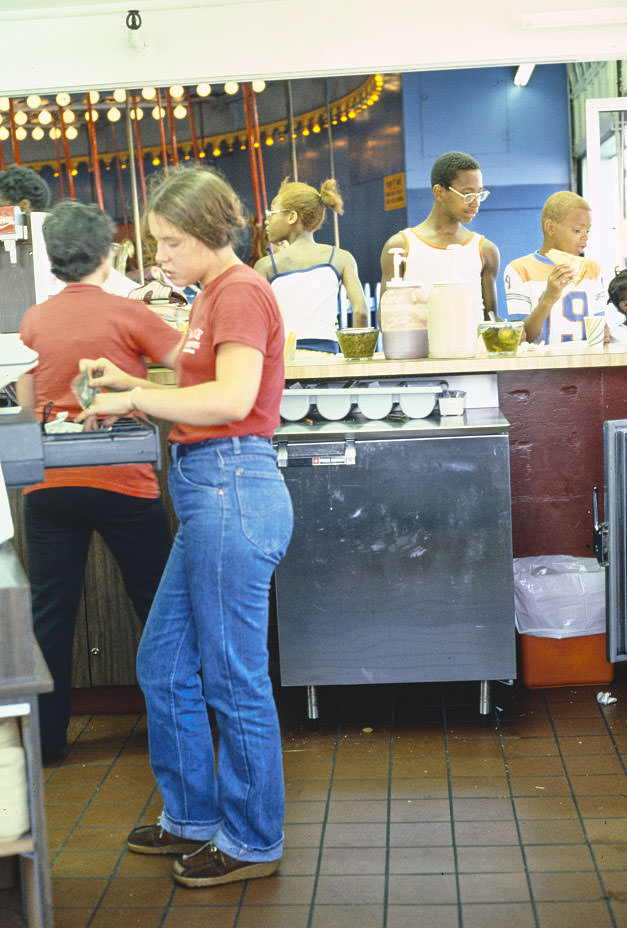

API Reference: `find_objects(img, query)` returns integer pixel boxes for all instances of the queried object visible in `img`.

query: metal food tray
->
[42,417,161,469]
[281,379,446,421]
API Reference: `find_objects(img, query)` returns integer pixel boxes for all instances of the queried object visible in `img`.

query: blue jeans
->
[136,436,293,862]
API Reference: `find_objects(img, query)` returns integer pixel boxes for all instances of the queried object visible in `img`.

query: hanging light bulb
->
[0,126,9,140]
[32,126,44,140]
[49,127,61,140]
[196,83,211,97]
[15,126,27,141]
[65,125,78,140]
[169,85,184,99]
[107,107,122,122]
[56,92,71,107]
[85,109,99,122]
[62,109,75,123]
[141,87,157,100]
[152,156,160,166]
[151,105,166,120]
[224,81,239,95]
[312,123,321,134]
[252,80,266,93]
[113,88,127,103]
[0,98,10,111]
[173,104,187,119]
[88,90,100,104]
[265,133,274,146]
[26,94,42,109]
[38,110,52,125]
[14,110,28,126]
[130,107,144,120]
[213,145,221,157]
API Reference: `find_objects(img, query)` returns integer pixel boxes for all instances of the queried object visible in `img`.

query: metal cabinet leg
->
[479,680,491,717]
[306,685,319,729]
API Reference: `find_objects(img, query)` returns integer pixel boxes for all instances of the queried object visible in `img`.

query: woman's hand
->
[79,357,137,392]
[75,390,134,424]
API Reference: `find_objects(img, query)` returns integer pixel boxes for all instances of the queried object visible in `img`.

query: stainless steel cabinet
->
[274,411,517,711]
[600,419,627,662]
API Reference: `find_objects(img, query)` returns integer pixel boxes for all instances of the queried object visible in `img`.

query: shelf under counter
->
[275,407,510,442]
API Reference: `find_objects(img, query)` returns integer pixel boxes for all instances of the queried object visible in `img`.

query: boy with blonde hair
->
[504,191,606,344]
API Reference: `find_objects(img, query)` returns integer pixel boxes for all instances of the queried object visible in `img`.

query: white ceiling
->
[0,0,625,97]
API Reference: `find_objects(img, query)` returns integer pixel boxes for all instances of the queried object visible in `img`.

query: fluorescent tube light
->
[514,64,536,86]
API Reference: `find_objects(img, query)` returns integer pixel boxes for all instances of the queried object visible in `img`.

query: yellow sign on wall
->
[383,172,406,211]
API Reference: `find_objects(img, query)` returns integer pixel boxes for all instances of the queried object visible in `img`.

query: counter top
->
[285,342,627,380]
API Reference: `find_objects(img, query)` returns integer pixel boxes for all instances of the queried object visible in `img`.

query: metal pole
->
[285,80,298,181]
[325,79,339,248]
[125,97,145,285]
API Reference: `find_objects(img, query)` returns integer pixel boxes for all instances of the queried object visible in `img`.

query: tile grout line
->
[494,706,541,927]
[47,713,147,872]
[381,692,395,928]
[305,693,343,928]
[595,699,627,776]
[441,685,464,928]
[78,714,163,928]
[541,692,619,928]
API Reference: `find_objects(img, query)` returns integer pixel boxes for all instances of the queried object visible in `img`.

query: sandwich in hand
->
[546,249,589,286]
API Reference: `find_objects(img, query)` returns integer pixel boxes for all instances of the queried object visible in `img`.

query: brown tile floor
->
[3,667,627,928]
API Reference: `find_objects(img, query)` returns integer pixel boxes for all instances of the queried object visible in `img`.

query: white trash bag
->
[513,555,605,639]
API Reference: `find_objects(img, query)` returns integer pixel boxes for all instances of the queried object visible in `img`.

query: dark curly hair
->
[43,201,114,282]
[0,165,50,211]
[430,151,480,189]
[608,268,627,313]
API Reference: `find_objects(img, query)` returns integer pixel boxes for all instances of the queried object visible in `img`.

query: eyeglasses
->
[447,187,490,204]
[264,208,292,218]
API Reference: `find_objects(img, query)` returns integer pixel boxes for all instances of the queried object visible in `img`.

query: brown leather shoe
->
[173,842,281,888]
[127,824,206,856]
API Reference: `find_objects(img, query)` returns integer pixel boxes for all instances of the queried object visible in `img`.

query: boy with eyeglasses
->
[503,191,609,344]
[380,150,499,321]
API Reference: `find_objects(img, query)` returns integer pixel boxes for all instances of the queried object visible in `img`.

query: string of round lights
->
[0,75,384,171]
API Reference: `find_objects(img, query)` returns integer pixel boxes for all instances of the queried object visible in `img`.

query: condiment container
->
[477,321,524,356]
[337,327,379,360]
[426,282,479,359]
[379,248,430,359]
[438,390,466,416]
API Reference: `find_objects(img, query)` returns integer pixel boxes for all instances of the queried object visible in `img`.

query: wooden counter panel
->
[499,367,627,558]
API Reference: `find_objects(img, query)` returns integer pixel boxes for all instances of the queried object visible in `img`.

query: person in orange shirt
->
[18,201,181,762]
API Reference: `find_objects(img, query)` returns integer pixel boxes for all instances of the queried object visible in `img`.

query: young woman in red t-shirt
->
[79,167,293,889]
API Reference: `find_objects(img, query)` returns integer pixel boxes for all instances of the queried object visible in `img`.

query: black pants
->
[24,487,172,756]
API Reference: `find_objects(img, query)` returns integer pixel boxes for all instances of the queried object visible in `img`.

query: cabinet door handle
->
[90,647,101,656]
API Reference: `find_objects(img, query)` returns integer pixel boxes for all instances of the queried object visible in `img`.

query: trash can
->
[513,556,614,688]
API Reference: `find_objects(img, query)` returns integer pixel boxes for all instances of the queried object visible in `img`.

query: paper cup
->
[585,316,604,350]
[284,331,297,364]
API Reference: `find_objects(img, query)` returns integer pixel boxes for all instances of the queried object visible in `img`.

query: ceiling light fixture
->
[514,64,536,86]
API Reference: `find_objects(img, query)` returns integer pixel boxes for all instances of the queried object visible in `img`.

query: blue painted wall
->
[401,65,572,315]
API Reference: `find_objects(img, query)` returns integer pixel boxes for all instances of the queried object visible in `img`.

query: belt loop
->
[232,436,241,455]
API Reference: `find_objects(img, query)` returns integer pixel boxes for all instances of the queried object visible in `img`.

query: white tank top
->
[269,248,341,343]
[398,228,486,319]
